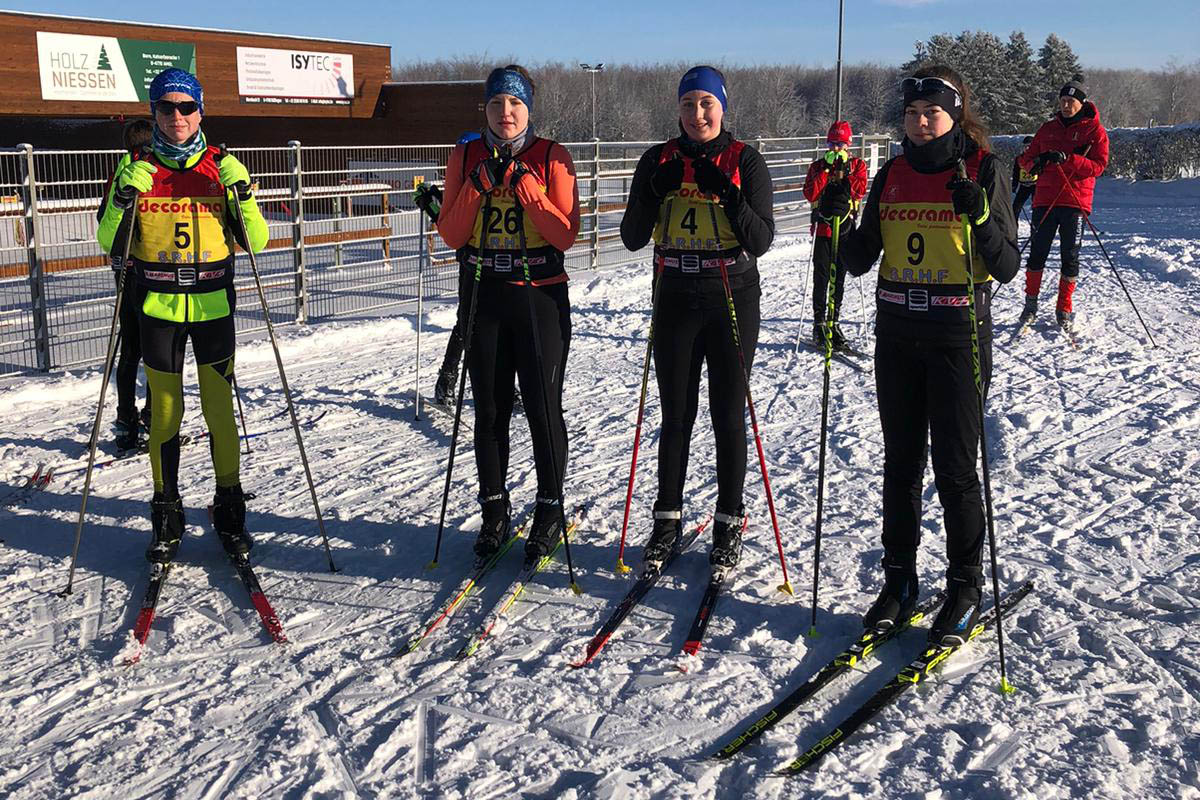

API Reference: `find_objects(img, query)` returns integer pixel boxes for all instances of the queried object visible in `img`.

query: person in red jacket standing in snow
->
[802,121,868,348]
[1016,74,1109,332]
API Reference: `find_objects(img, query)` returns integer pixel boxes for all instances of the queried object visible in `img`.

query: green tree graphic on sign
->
[98,45,112,71]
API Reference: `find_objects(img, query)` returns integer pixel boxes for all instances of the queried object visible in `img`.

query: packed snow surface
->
[1,177,1198,799]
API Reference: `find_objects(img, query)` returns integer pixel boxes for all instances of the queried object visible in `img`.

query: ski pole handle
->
[216,142,252,196]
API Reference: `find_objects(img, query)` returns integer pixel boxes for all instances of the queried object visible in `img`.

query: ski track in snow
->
[0,177,1198,798]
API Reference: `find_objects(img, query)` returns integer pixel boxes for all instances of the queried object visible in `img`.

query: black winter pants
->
[1011,184,1036,221]
[113,271,150,418]
[811,235,846,323]
[1026,205,1084,279]
[874,336,992,568]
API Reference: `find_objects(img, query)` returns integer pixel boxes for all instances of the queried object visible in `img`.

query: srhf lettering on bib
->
[653,140,742,251]
[877,152,990,286]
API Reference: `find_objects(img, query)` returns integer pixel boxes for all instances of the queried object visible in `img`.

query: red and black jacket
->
[1017,102,1109,215]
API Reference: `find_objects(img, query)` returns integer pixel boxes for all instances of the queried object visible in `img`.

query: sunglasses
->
[901,77,961,97]
[155,100,199,116]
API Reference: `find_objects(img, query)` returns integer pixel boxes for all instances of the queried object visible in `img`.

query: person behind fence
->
[802,120,868,349]
[435,65,580,564]
[1011,135,1037,222]
[619,65,775,571]
[95,67,269,564]
[830,65,1018,644]
[97,118,155,451]
[1016,74,1110,333]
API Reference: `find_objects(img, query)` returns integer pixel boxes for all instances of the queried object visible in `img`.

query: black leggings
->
[811,235,846,322]
[465,275,571,499]
[874,336,992,568]
[1011,184,1036,221]
[1026,205,1084,279]
[654,279,760,513]
[113,272,149,417]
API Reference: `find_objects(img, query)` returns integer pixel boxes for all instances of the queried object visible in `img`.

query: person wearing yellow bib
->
[833,66,1018,644]
[620,66,775,571]
[95,68,268,565]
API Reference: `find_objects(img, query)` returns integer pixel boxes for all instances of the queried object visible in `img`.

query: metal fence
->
[0,134,889,376]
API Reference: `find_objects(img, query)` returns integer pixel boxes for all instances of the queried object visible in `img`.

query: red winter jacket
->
[803,155,868,237]
[1017,102,1109,215]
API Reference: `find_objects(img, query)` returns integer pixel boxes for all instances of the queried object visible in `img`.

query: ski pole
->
[956,160,1013,694]
[1078,211,1156,347]
[60,147,151,596]
[614,249,668,576]
[515,201,581,594]
[218,145,337,573]
[232,374,251,455]
[706,199,792,596]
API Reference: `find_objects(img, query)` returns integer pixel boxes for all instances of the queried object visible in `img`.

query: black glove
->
[816,179,852,220]
[413,183,442,221]
[470,155,507,193]
[692,156,732,202]
[507,159,530,189]
[1035,150,1067,168]
[647,157,684,200]
[946,176,988,222]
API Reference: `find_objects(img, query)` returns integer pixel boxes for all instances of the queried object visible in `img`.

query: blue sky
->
[7,1,1196,70]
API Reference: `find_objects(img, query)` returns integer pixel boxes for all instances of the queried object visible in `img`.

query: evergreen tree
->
[1038,34,1082,100]
[97,45,112,71]
[1005,31,1045,133]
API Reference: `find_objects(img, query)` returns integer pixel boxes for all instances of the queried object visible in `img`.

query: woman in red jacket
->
[1016,74,1109,332]
[436,65,581,564]
[802,121,868,348]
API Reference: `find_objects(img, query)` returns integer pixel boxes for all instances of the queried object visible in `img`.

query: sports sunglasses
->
[154,100,200,116]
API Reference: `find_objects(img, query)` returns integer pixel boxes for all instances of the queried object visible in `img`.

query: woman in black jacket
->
[820,64,1019,644]
[620,65,774,571]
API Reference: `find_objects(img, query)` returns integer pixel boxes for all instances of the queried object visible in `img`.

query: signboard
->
[37,31,196,102]
[237,47,354,106]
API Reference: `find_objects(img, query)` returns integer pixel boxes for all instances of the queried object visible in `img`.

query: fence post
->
[19,144,50,372]
[288,140,307,324]
[591,139,600,270]
[414,206,425,418]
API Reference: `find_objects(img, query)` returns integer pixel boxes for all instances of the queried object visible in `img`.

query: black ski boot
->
[212,484,254,557]
[812,321,825,346]
[525,496,563,564]
[1018,295,1037,327]
[433,368,457,407]
[474,489,511,559]
[928,564,983,646]
[1056,309,1075,333]
[642,505,681,570]
[114,407,141,452]
[139,404,152,432]
[147,491,185,563]
[829,322,848,352]
[709,506,746,570]
[862,552,919,631]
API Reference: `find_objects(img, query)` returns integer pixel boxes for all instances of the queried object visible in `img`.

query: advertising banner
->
[237,47,354,106]
[37,31,196,102]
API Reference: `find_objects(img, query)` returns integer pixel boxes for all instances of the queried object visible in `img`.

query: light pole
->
[835,0,845,121]
[580,63,605,140]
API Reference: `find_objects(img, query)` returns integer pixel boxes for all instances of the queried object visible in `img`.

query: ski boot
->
[829,322,848,352]
[474,489,511,559]
[1017,295,1037,328]
[147,491,185,564]
[139,404,152,432]
[1056,309,1075,334]
[928,564,983,646]
[862,552,919,632]
[114,407,141,452]
[811,321,826,346]
[642,505,682,571]
[212,484,254,557]
[433,368,457,407]
[524,496,563,564]
[709,505,746,570]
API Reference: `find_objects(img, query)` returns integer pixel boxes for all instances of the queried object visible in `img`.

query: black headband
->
[902,76,964,121]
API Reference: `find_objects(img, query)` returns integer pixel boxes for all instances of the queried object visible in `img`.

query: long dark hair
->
[909,63,990,152]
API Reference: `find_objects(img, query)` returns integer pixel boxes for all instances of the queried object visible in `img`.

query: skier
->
[95,68,269,564]
[435,65,580,564]
[619,66,775,570]
[1011,135,1037,221]
[98,118,155,451]
[828,66,1019,644]
[1016,74,1110,332]
[802,120,868,349]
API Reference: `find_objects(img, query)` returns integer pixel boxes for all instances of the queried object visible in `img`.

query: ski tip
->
[614,559,633,576]
[569,581,584,596]
[681,640,701,657]
[569,658,591,669]
[999,678,1017,696]
[777,582,794,597]
[805,625,819,639]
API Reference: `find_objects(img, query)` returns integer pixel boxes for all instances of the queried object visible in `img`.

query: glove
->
[946,176,988,223]
[217,153,253,200]
[413,183,442,220]
[507,159,531,190]
[647,157,684,200]
[816,179,852,220]
[113,159,157,207]
[692,156,733,202]
[1035,150,1067,168]
[470,155,507,193]
[822,149,849,169]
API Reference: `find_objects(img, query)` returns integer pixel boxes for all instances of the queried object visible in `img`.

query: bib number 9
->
[906,232,924,266]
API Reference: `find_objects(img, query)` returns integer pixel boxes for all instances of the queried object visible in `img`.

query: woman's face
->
[679,90,723,143]
[1059,95,1083,118]
[155,91,201,145]
[904,99,955,144]
[486,94,529,140]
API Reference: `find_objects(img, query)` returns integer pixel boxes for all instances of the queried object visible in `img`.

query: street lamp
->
[580,63,605,140]
[835,0,845,121]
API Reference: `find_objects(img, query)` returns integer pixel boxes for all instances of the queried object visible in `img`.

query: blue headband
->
[149,68,204,116]
[678,66,727,110]
[485,69,534,112]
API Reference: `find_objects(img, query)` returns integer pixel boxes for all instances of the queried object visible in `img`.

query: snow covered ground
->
[1,176,1198,799]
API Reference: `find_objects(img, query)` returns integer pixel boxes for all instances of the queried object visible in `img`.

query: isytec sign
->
[236,47,354,106]
[36,31,196,102]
